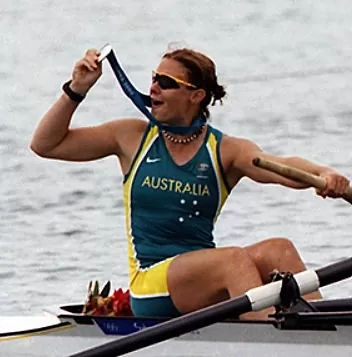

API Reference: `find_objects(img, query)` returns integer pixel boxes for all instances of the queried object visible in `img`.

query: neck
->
[173,111,203,124]
[163,114,194,127]
[156,112,206,135]
[162,124,205,144]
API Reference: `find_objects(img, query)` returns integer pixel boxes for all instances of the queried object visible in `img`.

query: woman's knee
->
[263,237,298,253]
[245,237,305,278]
[248,237,298,258]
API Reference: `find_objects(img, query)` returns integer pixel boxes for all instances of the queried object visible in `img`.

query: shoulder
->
[207,126,256,150]
[219,134,259,155]
[218,134,263,184]
[102,118,150,157]
[221,135,261,154]
[107,118,149,144]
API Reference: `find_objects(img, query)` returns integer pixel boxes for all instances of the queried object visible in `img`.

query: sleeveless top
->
[123,123,231,282]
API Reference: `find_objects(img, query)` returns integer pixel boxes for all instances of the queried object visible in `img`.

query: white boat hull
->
[2,307,352,357]
[2,324,352,357]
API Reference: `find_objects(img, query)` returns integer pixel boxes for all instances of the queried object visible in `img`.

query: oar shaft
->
[252,157,352,205]
[317,257,352,287]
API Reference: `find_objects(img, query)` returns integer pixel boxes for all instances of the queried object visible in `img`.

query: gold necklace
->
[162,125,205,144]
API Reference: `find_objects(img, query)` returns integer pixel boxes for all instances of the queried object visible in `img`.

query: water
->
[1,0,352,321]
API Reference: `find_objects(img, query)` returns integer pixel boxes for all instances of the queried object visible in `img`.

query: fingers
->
[316,171,350,199]
[70,48,103,93]
[80,58,98,71]
[334,175,349,196]
[77,49,101,71]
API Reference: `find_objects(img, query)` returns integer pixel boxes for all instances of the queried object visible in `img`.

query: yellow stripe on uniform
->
[123,125,160,287]
[206,132,229,222]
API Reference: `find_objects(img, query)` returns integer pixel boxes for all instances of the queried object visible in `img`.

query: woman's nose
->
[150,80,161,93]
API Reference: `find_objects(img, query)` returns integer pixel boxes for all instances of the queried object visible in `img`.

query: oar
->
[68,257,352,357]
[252,157,352,205]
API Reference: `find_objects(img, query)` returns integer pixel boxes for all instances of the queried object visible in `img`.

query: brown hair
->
[162,48,226,119]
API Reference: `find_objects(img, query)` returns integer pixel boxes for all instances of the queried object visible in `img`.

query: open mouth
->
[151,99,164,108]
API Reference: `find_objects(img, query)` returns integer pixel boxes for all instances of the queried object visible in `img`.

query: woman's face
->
[149,58,197,125]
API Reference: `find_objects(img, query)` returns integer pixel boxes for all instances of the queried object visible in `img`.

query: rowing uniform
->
[123,123,231,317]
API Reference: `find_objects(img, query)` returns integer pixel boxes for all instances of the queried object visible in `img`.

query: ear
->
[189,89,206,105]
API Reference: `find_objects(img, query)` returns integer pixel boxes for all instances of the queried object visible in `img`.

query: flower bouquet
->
[82,280,133,317]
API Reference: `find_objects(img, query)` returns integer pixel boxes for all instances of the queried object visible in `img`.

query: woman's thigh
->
[167,246,263,314]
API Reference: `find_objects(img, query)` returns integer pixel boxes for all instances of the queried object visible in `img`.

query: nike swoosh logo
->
[146,157,161,163]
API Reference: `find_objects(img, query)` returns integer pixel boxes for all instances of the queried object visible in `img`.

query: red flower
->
[82,283,132,317]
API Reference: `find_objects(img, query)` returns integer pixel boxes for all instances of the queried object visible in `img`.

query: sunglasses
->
[152,71,197,90]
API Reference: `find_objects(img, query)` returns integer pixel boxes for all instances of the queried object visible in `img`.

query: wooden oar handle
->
[252,157,352,205]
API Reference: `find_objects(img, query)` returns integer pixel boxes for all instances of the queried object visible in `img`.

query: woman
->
[30,47,350,320]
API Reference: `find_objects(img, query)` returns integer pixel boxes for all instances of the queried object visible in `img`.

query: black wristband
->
[62,80,86,103]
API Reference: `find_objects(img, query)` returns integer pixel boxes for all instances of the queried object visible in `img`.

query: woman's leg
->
[167,246,271,320]
[167,238,319,320]
[244,237,322,300]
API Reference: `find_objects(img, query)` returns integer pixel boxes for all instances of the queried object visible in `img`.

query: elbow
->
[29,141,51,158]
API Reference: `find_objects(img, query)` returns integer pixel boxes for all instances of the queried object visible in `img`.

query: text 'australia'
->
[141,176,210,196]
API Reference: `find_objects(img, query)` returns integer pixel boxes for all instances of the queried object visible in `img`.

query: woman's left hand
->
[316,170,350,198]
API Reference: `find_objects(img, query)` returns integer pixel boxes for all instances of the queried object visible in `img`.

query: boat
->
[2,297,352,357]
[2,256,352,357]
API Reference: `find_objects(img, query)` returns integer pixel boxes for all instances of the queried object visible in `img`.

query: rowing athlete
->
[30,46,350,320]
